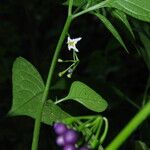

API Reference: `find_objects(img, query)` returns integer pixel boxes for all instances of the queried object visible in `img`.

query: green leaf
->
[64,81,108,112]
[106,0,150,22]
[8,57,69,125]
[42,100,70,125]
[135,140,150,150]
[112,10,135,38]
[94,13,128,52]
[9,57,45,115]
[9,93,70,125]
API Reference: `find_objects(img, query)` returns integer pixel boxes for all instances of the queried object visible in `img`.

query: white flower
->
[67,36,82,52]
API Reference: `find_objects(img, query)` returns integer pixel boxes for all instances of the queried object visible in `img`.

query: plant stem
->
[68,0,73,16]
[105,101,150,150]
[100,117,108,144]
[55,98,67,104]
[31,15,72,150]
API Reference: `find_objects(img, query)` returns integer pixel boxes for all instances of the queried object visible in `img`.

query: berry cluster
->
[54,122,90,150]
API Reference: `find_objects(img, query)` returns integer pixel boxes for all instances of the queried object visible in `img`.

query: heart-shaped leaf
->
[9,92,70,125]
[9,57,45,115]
[8,57,70,125]
[42,100,70,125]
[63,81,108,112]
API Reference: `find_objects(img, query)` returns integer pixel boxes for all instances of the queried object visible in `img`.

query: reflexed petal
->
[74,37,82,42]
[67,37,71,43]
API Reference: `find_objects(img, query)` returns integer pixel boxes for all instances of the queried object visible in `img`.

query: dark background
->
[0,0,150,149]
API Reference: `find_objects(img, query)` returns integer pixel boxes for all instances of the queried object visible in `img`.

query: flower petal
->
[67,37,71,43]
[74,37,82,42]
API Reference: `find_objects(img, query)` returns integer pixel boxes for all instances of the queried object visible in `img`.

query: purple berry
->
[64,129,78,144]
[63,144,77,150]
[54,122,67,135]
[56,135,65,146]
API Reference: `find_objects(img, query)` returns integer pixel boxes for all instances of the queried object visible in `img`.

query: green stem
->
[95,117,103,137]
[100,117,108,144]
[31,15,72,150]
[55,98,67,104]
[105,101,150,150]
[59,60,75,63]
[68,0,73,16]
